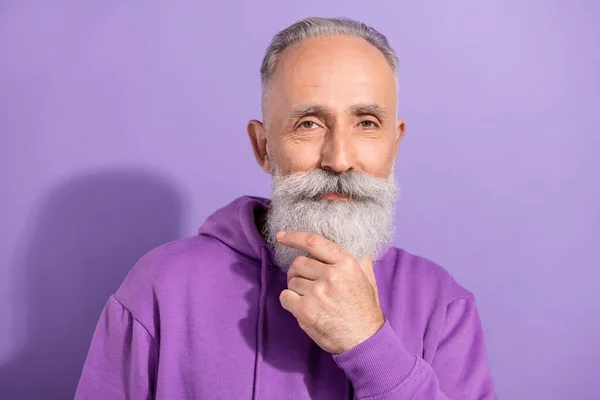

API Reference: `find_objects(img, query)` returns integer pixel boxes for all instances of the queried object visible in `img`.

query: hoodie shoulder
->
[382,247,472,304]
[378,247,475,348]
[112,235,224,336]
[110,196,270,339]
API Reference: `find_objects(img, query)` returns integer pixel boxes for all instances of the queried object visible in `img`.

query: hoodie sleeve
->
[75,296,158,400]
[333,296,496,399]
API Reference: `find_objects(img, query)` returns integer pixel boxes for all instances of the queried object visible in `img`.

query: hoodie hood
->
[198,196,277,267]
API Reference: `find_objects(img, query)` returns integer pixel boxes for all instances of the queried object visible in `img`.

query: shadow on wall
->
[0,169,183,399]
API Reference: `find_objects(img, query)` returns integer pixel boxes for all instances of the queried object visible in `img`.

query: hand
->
[277,231,385,355]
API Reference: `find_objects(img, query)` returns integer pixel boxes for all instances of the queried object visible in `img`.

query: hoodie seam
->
[446,294,475,309]
[111,294,159,347]
[111,294,160,396]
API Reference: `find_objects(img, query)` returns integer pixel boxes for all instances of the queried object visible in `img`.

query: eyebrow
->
[287,104,333,121]
[286,103,389,122]
[349,104,389,121]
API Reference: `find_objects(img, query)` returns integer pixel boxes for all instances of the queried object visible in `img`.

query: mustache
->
[271,168,397,201]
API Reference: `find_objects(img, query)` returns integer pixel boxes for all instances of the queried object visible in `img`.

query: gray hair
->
[260,17,398,91]
[265,166,398,270]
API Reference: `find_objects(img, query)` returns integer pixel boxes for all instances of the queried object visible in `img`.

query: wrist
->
[333,320,417,399]
[338,314,385,354]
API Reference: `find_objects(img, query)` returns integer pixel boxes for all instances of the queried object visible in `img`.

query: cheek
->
[355,138,397,177]
[274,139,322,174]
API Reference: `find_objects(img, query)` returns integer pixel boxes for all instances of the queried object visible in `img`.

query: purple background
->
[1,1,599,399]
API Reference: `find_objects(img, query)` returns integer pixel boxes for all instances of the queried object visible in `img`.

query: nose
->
[320,131,353,173]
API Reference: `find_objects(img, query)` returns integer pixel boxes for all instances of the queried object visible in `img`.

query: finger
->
[288,256,327,281]
[279,289,302,316]
[276,231,346,264]
[287,276,313,296]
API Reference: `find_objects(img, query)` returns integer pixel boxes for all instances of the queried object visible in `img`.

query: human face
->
[248,35,406,182]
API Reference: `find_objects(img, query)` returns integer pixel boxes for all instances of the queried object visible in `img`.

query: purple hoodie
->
[75,196,496,399]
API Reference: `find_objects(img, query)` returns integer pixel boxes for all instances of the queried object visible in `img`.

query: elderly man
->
[76,17,496,399]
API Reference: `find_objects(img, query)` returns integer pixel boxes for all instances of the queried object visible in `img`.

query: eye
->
[360,120,378,129]
[298,121,319,130]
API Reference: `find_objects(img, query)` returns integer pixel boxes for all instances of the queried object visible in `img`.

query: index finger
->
[276,231,346,264]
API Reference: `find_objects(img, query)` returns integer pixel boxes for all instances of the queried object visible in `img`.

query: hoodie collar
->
[198,196,278,267]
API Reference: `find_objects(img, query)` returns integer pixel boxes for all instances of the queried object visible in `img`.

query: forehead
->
[267,36,397,111]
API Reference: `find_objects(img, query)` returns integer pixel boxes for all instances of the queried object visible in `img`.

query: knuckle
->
[324,268,338,284]
[339,256,355,269]
[288,257,304,276]
[312,281,329,298]
[295,255,309,266]
[304,256,318,269]
[288,276,300,289]
[306,233,320,247]
[325,240,338,254]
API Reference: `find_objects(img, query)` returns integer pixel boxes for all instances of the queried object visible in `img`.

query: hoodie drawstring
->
[252,247,269,400]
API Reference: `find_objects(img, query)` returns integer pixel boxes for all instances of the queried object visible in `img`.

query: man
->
[76,17,496,399]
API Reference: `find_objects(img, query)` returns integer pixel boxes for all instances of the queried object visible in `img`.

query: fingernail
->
[276,231,287,240]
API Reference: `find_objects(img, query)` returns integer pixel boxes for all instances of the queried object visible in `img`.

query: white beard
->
[264,166,399,271]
